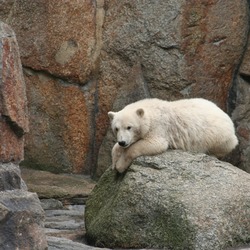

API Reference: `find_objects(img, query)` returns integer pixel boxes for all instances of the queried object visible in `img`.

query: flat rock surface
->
[20,167,96,203]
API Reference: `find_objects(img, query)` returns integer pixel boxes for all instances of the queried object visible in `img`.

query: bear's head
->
[108,108,144,148]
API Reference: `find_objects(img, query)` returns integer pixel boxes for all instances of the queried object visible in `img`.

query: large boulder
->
[0,21,29,163]
[85,151,250,249]
[0,22,47,249]
[0,163,48,250]
[0,187,47,250]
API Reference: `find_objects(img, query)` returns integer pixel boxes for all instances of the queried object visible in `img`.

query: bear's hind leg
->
[209,135,238,158]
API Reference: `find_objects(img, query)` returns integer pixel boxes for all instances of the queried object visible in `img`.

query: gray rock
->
[85,151,250,249]
[47,236,108,250]
[0,165,47,249]
[47,236,87,250]
[232,77,250,172]
[0,163,22,190]
[232,31,250,173]
[46,208,84,218]
[44,205,86,244]
[227,247,250,250]
[100,0,248,107]
[45,220,84,230]
[0,190,47,250]
[21,167,96,201]
[40,198,64,210]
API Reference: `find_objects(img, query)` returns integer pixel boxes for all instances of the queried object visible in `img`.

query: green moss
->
[85,168,124,232]
[85,169,196,249]
[149,201,195,249]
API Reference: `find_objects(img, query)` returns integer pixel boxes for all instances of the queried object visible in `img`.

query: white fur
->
[108,98,238,173]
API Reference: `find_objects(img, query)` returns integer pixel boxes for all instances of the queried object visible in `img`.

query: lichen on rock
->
[85,151,250,249]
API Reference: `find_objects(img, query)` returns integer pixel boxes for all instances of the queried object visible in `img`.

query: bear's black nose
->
[118,141,126,147]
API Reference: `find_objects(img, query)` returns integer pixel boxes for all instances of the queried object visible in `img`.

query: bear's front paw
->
[111,143,124,170]
[115,154,132,173]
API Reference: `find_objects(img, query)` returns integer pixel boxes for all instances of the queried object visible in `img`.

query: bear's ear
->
[108,111,116,121]
[136,108,144,118]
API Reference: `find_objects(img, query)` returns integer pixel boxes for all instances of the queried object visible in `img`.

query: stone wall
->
[0,0,250,176]
[0,22,47,249]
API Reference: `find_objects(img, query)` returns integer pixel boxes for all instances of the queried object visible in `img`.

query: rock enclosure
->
[0,0,249,175]
[1,2,250,248]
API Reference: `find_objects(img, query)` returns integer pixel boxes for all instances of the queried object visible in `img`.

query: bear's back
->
[124,98,168,112]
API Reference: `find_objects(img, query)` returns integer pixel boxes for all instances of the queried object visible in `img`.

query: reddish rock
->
[0,23,47,249]
[23,69,92,174]
[237,126,250,141]
[181,0,249,110]
[0,22,28,163]
[6,0,97,84]
[1,0,104,174]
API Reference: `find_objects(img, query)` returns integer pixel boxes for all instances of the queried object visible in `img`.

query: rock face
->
[0,1,249,175]
[23,70,93,173]
[0,22,28,162]
[0,22,47,250]
[101,0,248,107]
[232,31,250,173]
[2,0,103,174]
[85,151,250,249]
[97,0,249,176]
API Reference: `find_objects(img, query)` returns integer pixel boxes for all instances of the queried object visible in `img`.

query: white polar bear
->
[108,98,238,173]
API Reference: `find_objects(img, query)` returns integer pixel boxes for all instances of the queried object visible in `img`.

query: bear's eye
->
[127,126,131,130]
[115,128,119,132]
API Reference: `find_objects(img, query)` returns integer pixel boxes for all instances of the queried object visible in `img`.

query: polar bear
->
[108,98,238,173]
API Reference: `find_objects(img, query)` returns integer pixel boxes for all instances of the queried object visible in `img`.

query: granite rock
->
[0,21,28,162]
[85,151,250,249]
[0,189,47,250]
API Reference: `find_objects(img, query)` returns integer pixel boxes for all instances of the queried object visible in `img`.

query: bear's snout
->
[118,141,127,147]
